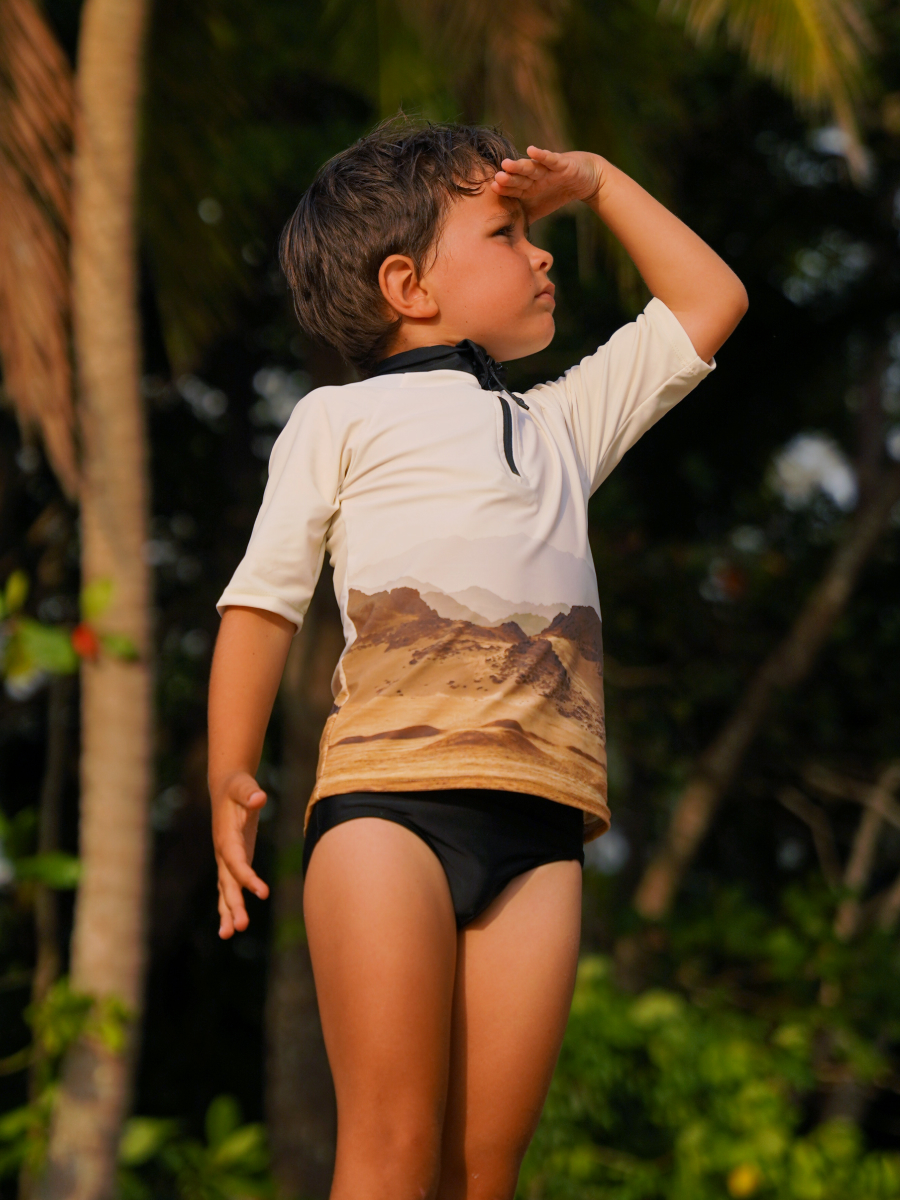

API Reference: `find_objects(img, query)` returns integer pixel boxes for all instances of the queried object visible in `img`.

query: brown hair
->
[279,116,518,374]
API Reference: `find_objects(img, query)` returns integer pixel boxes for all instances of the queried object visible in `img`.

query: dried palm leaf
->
[660,0,877,183]
[0,0,78,498]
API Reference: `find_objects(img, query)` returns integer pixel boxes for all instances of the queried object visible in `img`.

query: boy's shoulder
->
[283,369,484,425]
[280,376,376,428]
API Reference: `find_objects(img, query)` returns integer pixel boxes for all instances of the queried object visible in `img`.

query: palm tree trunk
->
[633,464,900,921]
[36,1,152,1197]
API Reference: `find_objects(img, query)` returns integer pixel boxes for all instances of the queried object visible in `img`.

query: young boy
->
[209,120,747,1200]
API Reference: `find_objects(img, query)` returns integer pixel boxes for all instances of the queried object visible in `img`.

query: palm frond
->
[660,0,878,182]
[0,0,78,497]
[399,0,571,150]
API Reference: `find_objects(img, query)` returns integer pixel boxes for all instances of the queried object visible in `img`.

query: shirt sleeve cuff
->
[645,295,717,375]
[215,592,304,635]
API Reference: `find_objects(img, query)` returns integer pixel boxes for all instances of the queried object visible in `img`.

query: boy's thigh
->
[303,816,458,1131]
[438,859,582,1200]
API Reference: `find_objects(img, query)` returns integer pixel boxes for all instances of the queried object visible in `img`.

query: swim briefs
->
[302,787,584,929]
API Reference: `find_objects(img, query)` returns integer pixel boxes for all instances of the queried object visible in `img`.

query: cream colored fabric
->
[217,296,715,840]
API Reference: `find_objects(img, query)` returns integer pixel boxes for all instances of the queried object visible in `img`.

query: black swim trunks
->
[302,788,585,929]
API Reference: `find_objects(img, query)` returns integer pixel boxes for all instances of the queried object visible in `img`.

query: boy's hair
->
[279,117,518,374]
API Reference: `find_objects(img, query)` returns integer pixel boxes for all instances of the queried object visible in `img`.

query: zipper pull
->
[486,362,529,411]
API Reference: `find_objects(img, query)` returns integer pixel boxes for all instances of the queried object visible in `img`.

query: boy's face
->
[384,181,556,362]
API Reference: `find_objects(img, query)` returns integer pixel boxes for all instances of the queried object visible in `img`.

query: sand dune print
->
[314,586,609,833]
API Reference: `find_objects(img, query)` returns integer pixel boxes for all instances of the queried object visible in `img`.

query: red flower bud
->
[71,622,101,659]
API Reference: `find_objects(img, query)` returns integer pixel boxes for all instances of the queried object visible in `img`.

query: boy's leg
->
[303,817,458,1200]
[436,860,582,1200]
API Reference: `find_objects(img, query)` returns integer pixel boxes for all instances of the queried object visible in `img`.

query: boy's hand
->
[491,147,604,222]
[211,770,271,938]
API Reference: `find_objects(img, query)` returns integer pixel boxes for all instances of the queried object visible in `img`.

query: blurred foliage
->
[0,978,131,1178]
[520,887,900,1199]
[141,0,373,369]
[118,1094,271,1200]
[0,568,137,699]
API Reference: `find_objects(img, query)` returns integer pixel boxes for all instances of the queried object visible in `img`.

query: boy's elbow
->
[733,279,749,320]
[710,278,749,355]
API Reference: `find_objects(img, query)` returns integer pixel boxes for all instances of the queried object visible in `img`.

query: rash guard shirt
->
[216,296,715,841]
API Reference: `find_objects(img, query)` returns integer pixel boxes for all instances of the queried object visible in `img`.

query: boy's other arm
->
[208,605,295,937]
[493,147,748,365]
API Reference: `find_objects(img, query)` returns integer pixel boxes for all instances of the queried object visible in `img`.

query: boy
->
[209,120,746,1200]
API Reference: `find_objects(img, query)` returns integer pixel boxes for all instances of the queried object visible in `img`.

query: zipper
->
[499,396,519,475]
[485,359,528,478]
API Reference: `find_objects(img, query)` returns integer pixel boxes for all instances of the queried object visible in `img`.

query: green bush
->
[519,890,900,1200]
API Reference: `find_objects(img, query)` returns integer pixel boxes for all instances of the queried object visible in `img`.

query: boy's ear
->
[378,254,439,321]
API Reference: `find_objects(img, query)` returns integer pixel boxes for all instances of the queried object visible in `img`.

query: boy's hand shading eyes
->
[210,770,271,939]
[491,147,604,222]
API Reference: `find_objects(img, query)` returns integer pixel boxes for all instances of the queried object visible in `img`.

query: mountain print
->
[314,586,609,835]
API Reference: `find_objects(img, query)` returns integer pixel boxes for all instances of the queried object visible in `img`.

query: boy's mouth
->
[536,282,556,302]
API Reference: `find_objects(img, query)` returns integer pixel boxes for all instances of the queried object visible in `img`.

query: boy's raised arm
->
[493,147,748,365]
[208,605,295,937]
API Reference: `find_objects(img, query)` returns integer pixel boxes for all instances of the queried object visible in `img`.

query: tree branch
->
[803,762,900,834]
[776,785,841,887]
[633,464,900,921]
[833,763,900,941]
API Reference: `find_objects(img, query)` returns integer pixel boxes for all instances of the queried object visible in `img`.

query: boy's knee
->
[437,1143,523,1200]
[336,1110,444,1199]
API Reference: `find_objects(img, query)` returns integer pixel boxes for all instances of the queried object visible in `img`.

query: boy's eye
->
[494,224,516,238]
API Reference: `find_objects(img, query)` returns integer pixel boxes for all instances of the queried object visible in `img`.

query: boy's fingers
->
[218,871,250,932]
[493,171,535,195]
[217,887,236,939]
[219,844,270,899]
[499,157,545,179]
[526,145,562,165]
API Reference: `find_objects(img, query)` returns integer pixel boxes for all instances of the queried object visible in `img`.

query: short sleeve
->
[215,390,346,634]
[528,296,716,495]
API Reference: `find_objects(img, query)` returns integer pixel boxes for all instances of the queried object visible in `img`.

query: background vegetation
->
[1,0,900,1197]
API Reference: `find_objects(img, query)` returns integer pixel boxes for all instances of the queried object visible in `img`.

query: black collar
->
[370,339,509,391]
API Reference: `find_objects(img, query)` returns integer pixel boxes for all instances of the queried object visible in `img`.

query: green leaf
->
[89,995,134,1054]
[119,1117,178,1165]
[211,1123,267,1169]
[80,578,114,621]
[16,619,78,674]
[26,979,93,1059]
[0,1047,32,1077]
[205,1095,241,1148]
[2,626,37,682]
[14,853,81,889]
[4,570,28,614]
[0,1106,32,1142]
[630,989,685,1028]
[99,632,139,661]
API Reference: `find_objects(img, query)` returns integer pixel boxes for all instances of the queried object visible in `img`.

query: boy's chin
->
[491,321,555,363]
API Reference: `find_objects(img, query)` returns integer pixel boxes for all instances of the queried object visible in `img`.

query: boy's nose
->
[529,241,553,273]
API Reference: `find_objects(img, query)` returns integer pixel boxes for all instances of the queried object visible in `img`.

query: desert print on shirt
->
[315,532,606,830]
